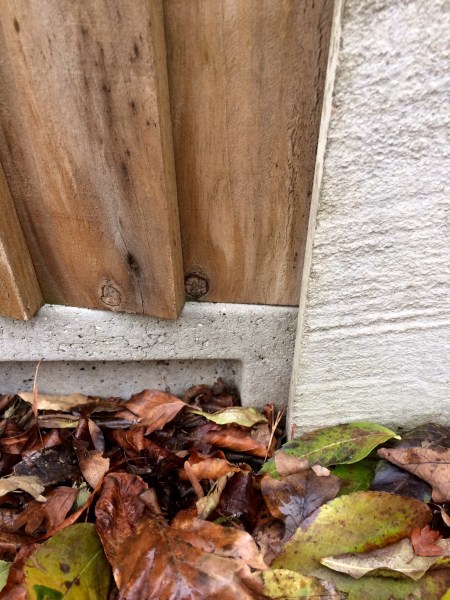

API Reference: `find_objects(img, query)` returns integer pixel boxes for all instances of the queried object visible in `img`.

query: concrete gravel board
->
[0,303,297,407]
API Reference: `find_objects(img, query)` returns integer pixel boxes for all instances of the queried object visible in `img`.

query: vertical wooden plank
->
[0,0,184,319]
[0,163,42,319]
[164,0,333,305]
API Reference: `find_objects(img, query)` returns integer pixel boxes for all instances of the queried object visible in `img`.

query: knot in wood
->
[100,283,122,307]
[184,273,209,299]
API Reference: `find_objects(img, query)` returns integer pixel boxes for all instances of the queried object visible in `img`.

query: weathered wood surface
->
[0,164,42,320]
[0,0,184,319]
[164,0,333,305]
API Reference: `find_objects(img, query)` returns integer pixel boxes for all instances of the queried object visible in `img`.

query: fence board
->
[0,0,183,319]
[0,164,42,320]
[164,0,333,305]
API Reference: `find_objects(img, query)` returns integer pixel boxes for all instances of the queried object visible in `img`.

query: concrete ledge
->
[0,303,297,407]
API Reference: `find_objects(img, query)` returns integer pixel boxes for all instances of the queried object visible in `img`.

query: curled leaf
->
[189,407,267,428]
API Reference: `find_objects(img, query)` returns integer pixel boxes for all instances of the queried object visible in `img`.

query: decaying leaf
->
[189,406,267,428]
[24,523,110,599]
[378,446,450,502]
[370,459,432,502]
[106,517,267,599]
[262,568,340,598]
[333,458,378,496]
[262,422,400,479]
[196,474,233,519]
[261,470,340,542]
[273,491,432,574]
[95,473,150,559]
[322,537,450,581]
[0,476,46,502]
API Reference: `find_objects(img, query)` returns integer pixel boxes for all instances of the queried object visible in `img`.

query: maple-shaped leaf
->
[411,525,444,557]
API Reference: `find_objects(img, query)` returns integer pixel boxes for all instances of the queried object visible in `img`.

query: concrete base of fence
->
[0,303,297,408]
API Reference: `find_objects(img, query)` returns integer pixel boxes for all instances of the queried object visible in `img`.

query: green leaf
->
[262,569,340,598]
[188,406,267,427]
[316,567,450,599]
[273,491,431,574]
[333,458,378,496]
[261,422,400,479]
[0,560,11,592]
[24,523,110,599]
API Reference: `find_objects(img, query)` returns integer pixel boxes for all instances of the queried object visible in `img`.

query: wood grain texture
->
[164,0,333,305]
[0,0,184,319]
[0,163,42,320]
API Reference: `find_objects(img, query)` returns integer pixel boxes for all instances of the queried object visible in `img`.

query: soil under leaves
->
[0,383,450,599]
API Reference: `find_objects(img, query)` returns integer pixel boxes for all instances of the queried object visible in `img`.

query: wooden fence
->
[0,0,333,320]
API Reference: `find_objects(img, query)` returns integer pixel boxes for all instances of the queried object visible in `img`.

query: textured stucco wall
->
[290,0,450,430]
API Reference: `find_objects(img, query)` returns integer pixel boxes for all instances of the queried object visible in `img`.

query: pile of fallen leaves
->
[0,383,450,599]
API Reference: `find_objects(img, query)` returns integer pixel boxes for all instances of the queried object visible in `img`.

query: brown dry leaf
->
[217,471,258,526]
[179,457,240,481]
[95,472,151,559]
[261,470,340,543]
[274,451,309,476]
[116,389,186,432]
[10,486,78,535]
[109,517,267,600]
[0,475,46,502]
[196,474,233,519]
[253,519,285,566]
[191,423,268,457]
[74,441,109,488]
[18,392,91,411]
[378,446,450,502]
[411,525,444,557]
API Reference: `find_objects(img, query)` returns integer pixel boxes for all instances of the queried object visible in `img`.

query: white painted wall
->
[290,0,450,430]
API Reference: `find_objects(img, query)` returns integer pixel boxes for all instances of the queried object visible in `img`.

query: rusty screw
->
[184,273,209,300]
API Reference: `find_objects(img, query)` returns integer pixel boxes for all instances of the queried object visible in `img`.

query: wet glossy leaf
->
[95,473,150,559]
[24,523,110,599]
[262,422,400,478]
[322,538,450,581]
[14,446,79,486]
[0,561,11,592]
[333,458,377,496]
[262,569,340,598]
[378,446,450,502]
[107,517,267,599]
[261,470,340,543]
[273,491,431,574]
[189,407,267,428]
[370,459,432,502]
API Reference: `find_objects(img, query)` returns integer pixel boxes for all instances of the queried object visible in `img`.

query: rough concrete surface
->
[290,0,450,430]
[0,303,297,407]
